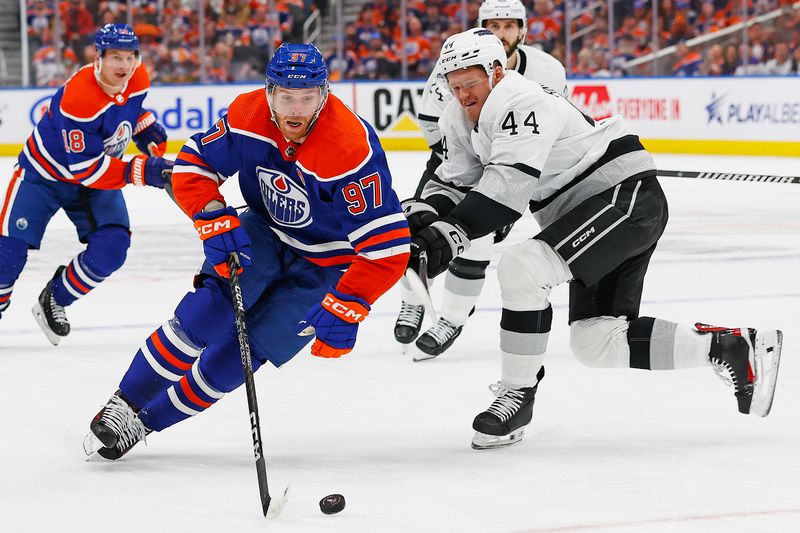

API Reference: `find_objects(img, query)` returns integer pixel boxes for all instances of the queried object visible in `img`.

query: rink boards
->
[0,76,797,156]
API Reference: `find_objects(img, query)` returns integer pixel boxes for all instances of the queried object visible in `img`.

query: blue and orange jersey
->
[172,90,410,304]
[18,63,151,189]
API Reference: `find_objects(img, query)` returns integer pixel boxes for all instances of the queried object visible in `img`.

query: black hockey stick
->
[404,249,438,325]
[657,169,800,185]
[226,253,287,518]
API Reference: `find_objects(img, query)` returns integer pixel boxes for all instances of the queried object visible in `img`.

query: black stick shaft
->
[227,253,272,517]
[657,169,800,185]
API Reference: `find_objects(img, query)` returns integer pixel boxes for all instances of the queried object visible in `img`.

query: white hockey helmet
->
[437,28,507,80]
[478,0,528,38]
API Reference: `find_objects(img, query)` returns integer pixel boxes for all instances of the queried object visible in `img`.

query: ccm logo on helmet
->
[287,74,307,78]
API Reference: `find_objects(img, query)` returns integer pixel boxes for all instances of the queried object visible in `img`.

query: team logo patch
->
[257,166,311,228]
[15,218,28,230]
[103,121,133,158]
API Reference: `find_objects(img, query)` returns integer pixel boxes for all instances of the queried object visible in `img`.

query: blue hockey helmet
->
[266,43,328,89]
[95,24,139,55]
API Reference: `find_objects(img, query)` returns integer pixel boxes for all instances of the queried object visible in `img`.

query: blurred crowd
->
[27,0,319,86]
[24,0,800,86]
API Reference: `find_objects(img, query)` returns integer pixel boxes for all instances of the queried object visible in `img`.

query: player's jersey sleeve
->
[421,100,483,206]
[474,82,563,216]
[172,116,238,217]
[519,45,568,97]
[330,149,410,305]
[417,64,450,153]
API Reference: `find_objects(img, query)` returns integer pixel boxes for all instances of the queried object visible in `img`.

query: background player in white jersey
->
[0,24,171,345]
[409,28,782,450]
[395,0,567,360]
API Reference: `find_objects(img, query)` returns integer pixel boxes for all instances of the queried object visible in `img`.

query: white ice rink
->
[0,151,798,533]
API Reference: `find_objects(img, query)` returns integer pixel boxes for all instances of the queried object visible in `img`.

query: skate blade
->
[265,482,290,518]
[412,349,439,362]
[750,330,783,417]
[83,432,107,458]
[31,302,63,346]
[471,428,525,450]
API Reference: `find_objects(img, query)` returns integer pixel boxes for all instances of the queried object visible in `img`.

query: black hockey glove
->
[409,218,470,279]
[401,199,438,237]
[494,222,515,244]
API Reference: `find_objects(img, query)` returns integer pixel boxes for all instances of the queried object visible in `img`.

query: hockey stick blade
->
[266,482,291,518]
[658,169,800,185]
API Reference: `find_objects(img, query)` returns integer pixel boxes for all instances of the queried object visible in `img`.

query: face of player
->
[270,86,324,143]
[95,49,138,93]
[446,66,500,122]
[485,19,524,58]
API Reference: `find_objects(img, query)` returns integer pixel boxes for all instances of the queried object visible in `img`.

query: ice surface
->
[0,152,798,533]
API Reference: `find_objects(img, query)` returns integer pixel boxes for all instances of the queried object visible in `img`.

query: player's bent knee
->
[0,236,29,282]
[498,240,556,306]
[84,225,131,276]
[570,317,630,368]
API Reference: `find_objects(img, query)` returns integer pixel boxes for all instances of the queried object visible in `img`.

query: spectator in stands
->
[721,42,740,74]
[735,42,763,75]
[703,43,725,75]
[527,0,561,53]
[60,0,96,56]
[672,39,702,76]
[792,45,800,74]
[232,31,268,82]
[763,42,793,74]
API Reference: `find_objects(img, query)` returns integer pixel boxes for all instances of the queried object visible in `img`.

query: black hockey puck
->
[319,493,345,515]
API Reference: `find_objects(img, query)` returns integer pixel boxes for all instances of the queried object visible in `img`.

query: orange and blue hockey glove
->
[296,289,371,358]
[193,206,252,278]
[133,111,168,156]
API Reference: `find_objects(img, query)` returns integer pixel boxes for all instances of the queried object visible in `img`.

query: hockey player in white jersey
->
[409,28,783,449]
[396,0,567,359]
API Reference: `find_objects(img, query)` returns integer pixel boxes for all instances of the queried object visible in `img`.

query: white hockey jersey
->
[417,44,567,152]
[424,71,656,231]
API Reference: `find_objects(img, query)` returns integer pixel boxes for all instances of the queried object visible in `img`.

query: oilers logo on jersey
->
[103,121,133,158]
[257,166,311,228]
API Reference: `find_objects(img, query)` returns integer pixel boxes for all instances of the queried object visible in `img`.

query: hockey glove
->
[401,199,438,237]
[133,111,168,156]
[125,155,173,188]
[296,289,370,358]
[410,218,470,279]
[193,207,253,278]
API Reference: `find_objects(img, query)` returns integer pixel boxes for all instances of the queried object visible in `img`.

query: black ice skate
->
[414,317,463,361]
[394,301,424,344]
[31,266,70,345]
[696,323,782,417]
[84,391,150,460]
[472,366,545,450]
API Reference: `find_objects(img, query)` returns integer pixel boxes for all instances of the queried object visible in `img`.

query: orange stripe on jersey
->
[150,331,193,371]
[66,264,91,293]
[0,293,10,303]
[27,137,63,180]
[354,227,411,253]
[0,167,23,231]
[176,152,211,168]
[179,376,212,408]
[72,158,102,181]
[303,254,356,267]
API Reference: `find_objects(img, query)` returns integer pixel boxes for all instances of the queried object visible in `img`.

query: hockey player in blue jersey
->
[84,43,411,460]
[0,23,172,345]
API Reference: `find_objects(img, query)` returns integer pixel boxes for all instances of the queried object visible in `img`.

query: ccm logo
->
[196,219,232,236]
[323,295,366,322]
[287,74,306,78]
[572,226,595,248]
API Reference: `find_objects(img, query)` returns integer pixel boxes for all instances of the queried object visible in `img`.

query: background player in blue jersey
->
[84,43,411,460]
[0,24,172,345]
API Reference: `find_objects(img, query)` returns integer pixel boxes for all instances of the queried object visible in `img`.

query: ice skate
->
[472,367,545,450]
[84,391,150,460]
[394,301,424,344]
[697,323,783,417]
[414,317,463,361]
[31,266,70,345]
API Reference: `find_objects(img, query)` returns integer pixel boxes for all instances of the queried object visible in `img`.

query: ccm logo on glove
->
[195,217,238,237]
[322,294,368,323]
